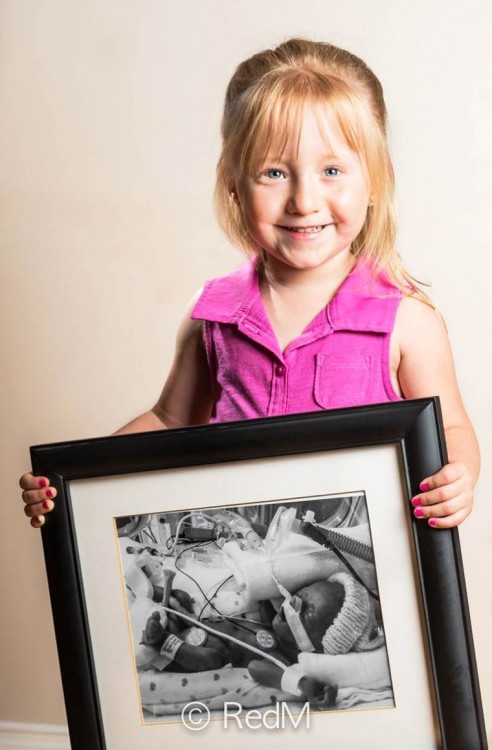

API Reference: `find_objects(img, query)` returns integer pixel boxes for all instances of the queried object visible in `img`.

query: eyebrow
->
[261,151,347,165]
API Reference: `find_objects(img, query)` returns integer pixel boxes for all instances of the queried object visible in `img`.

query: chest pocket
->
[314,354,372,409]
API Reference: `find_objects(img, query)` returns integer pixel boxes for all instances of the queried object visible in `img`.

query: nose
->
[286,176,321,215]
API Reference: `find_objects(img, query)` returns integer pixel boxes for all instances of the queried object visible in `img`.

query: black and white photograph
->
[118,493,393,722]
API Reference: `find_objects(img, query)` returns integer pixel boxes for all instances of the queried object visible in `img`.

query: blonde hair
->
[214,37,425,296]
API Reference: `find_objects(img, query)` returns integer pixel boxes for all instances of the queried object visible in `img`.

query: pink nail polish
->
[38,479,47,489]
[429,518,437,527]
[43,500,51,510]
[414,507,424,518]
[45,489,53,499]
[411,497,421,508]
[420,482,430,492]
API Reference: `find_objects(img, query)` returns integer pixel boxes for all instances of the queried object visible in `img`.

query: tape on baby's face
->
[281,595,316,653]
[270,562,315,653]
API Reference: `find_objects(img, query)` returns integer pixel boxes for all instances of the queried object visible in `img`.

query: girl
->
[20,38,479,529]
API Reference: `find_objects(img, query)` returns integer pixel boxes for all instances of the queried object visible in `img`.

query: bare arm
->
[115,308,213,434]
[113,410,168,436]
[21,297,214,526]
[393,296,480,527]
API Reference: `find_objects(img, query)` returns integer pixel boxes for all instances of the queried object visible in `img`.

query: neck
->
[260,250,356,292]
[257,250,358,353]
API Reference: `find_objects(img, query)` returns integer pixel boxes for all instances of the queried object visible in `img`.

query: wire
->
[164,513,220,558]
[197,575,234,620]
[195,577,264,638]
[326,542,379,601]
[159,604,287,671]
[174,540,220,610]
[165,514,284,642]
[173,540,248,623]
[301,521,379,601]
[172,542,266,639]
[140,526,158,545]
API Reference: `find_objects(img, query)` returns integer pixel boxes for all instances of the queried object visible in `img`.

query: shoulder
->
[175,291,205,347]
[396,295,446,335]
[394,294,449,359]
[392,294,466,406]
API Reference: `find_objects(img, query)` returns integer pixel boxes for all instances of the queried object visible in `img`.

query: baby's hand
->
[19,473,57,528]
[142,611,168,648]
[411,462,473,529]
[299,676,338,709]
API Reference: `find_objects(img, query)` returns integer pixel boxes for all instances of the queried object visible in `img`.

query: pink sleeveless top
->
[191,258,403,423]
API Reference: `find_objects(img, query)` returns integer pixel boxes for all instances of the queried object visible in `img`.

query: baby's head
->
[272,572,384,659]
[215,38,396,273]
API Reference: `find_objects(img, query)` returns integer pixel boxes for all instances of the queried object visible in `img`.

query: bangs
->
[233,70,375,175]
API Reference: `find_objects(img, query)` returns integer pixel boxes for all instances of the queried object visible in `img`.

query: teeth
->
[287,226,323,233]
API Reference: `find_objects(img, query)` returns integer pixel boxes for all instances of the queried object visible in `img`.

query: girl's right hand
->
[19,473,57,528]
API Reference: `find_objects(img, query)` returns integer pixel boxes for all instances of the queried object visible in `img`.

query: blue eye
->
[265,169,285,179]
[324,167,340,176]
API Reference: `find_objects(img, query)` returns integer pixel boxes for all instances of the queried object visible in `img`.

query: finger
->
[412,479,464,508]
[30,514,45,528]
[412,495,470,521]
[19,473,51,491]
[419,463,465,492]
[426,507,471,529]
[22,487,57,506]
[24,499,54,518]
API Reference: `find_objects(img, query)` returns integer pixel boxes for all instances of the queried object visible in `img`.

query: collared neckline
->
[192,256,402,336]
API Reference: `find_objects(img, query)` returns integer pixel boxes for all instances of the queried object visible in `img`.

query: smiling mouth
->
[281,225,328,233]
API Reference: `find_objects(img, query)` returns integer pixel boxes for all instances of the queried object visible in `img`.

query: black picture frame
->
[31,398,487,750]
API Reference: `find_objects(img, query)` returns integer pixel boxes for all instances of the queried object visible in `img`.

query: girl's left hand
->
[411,462,473,529]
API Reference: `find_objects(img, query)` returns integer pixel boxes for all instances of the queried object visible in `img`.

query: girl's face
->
[236,104,372,277]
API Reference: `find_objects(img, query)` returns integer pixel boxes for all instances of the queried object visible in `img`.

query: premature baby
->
[140,569,383,709]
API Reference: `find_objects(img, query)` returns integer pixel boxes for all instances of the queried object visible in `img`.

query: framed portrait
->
[31,398,487,750]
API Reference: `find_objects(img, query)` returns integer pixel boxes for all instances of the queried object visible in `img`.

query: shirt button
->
[275,365,285,377]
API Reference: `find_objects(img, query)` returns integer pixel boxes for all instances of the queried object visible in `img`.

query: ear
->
[229,182,241,206]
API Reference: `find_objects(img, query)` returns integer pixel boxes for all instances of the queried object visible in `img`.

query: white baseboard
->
[0,722,70,749]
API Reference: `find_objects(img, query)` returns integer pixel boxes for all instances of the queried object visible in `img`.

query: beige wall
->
[1,0,491,739]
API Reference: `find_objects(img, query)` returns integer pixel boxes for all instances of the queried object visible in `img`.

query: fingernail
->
[428,518,437,527]
[43,500,51,510]
[420,482,429,492]
[38,479,47,489]
[414,507,424,518]
[45,489,53,498]
[411,497,421,507]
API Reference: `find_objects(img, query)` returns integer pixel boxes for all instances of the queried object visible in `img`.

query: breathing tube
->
[301,511,374,563]
[317,527,374,563]
[299,519,379,601]
[273,580,316,654]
